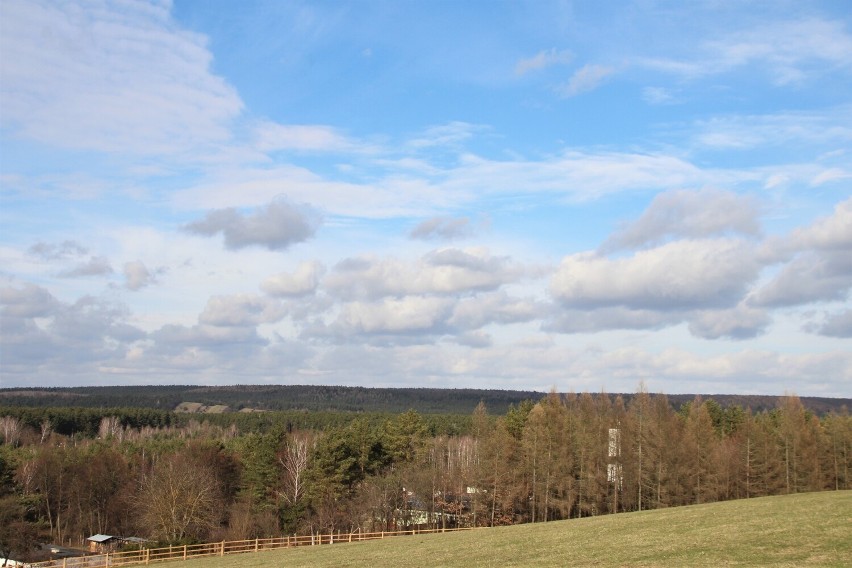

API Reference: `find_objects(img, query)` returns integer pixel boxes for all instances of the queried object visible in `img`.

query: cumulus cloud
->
[750,251,852,307]
[325,248,524,301]
[261,261,325,297]
[515,48,573,75]
[26,240,114,279]
[752,198,852,307]
[1,282,144,370]
[28,240,88,260]
[552,239,760,310]
[185,199,320,251]
[453,330,493,349]
[57,256,113,278]
[790,197,852,251]
[123,261,157,291]
[198,294,286,327]
[448,292,544,330]
[559,64,615,97]
[0,282,60,318]
[602,188,761,251]
[543,306,681,334]
[809,309,852,338]
[409,216,473,241]
[149,323,267,358]
[328,296,455,337]
[688,305,771,340]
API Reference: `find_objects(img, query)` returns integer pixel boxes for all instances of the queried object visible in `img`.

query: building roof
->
[87,534,117,543]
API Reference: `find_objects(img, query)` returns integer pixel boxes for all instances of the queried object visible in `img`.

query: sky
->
[1,0,851,397]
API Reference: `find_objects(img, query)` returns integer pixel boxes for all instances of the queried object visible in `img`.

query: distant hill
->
[0,385,848,415]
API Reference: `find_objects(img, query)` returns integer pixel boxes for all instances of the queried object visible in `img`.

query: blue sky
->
[1,0,851,396]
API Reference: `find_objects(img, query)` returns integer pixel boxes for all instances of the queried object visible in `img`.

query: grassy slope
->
[172,491,851,568]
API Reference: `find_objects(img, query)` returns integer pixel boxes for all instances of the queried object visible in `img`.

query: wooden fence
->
[27,527,477,568]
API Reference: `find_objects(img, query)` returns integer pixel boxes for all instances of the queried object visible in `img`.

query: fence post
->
[220,540,225,556]
[146,548,150,565]
[183,544,187,560]
[255,538,259,552]
[106,552,110,566]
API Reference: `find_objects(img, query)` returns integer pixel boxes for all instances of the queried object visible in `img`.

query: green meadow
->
[170,491,851,568]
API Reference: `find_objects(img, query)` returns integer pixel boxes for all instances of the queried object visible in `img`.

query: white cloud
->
[551,239,761,310]
[0,0,242,155]
[809,309,852,338]
[253,122,365,153]
[642,87,676,105]
[543,307,681,335]
[515,48,573,76]
[123,260,155,291]
[330,296,455,336]
[0,282,60,318]
[408,122,484,149]
[409,216,473,241]
[693,108,852,150]
[452,330,493,349]
[578,347,852,392]
[751,198,852,307]
[57,256,114,278]
[810,168,852,186]
[638,18,852,86]
[790,197,852,251]
[707,18,852,85]
[185,199,320,251]
[28,240,88,260]
[688,305,771,340]
[324,248,525,301]
[1,284,144,372]
[149,323,266,356]
[448,292,545,330]
[750,251,852,307]
[602,188,761,251]
[198,294,286,327]
[261,261,325,298]
[171,149,760,219]
[558,64,615,97]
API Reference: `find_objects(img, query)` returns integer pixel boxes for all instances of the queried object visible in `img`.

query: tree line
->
[2,385,847,415]
[0,389,849,563]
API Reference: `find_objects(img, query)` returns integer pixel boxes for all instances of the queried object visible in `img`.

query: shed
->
[87,534,123,553]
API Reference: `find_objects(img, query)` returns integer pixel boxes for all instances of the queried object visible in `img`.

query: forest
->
[1,388,850,564]
[1,384,848,415]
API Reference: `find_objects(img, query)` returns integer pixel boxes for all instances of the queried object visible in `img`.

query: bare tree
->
[0,416,22,446]
[137,454,222,543]
[98,416,123,442]
[39,419,53,445]
[279,432,314,507]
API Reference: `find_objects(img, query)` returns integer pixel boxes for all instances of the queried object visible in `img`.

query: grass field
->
[171,491,851,567]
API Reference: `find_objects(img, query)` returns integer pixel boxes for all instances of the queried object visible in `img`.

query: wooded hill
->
[0,389,849,564]
[1,385,848,415]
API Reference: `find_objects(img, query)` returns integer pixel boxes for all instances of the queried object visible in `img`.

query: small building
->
[86,534,124,553]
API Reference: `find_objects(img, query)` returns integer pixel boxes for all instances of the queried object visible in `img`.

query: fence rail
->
[27,527,477,568]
